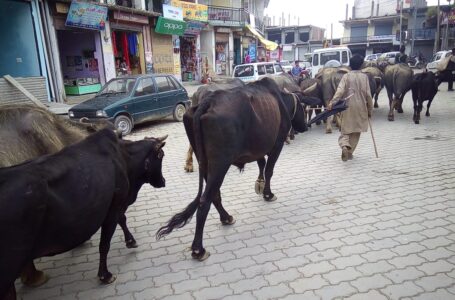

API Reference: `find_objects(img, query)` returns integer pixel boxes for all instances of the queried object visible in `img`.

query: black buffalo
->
[0,129,166,299]
[184,78,245,172]
[157,77,308,261]
[411,71,439,124]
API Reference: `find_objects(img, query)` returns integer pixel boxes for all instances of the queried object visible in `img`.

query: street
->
[16,84,455,300]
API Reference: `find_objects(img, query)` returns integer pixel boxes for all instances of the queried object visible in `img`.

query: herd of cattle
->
[0,61,441,299]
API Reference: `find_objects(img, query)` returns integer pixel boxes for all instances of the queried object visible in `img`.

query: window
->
[135,78,155,96]
[265,64,274,74]
[155,76,173,92]
[274,64,283,73]
[234,65,254,77]
[299,32,309,42]
[268,31,281,44]
[257,65,266,75]
[341,51,348,63]
[168,76,181,89]
[284,32,294,44]
[313,54,319,66]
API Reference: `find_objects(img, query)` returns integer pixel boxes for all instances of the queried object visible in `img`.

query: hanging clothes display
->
[128,33,138,56]
[112,31,118,56]
[121,32,130,68]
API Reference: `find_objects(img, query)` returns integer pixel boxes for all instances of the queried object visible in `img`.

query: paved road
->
[16,83,455,300]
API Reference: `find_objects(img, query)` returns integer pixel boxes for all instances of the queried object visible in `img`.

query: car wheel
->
[114,115,133,136]
[173,103,186,122]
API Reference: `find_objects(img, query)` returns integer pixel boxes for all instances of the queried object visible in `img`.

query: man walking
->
[441,48,455,91]
[328,54,373,161]
[291,60,303,76]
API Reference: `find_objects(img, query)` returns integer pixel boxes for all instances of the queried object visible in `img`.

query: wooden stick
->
[368,118,379,158]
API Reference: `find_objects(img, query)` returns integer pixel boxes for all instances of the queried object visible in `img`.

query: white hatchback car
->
[426,50,455,81]
[233,62,284,82]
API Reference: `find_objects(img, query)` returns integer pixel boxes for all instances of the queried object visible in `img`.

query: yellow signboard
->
[170,0,208,22]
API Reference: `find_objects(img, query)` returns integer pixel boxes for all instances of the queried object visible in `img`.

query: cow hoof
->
[99,273,116,284]
[388,115,394,121]
[192,249,210,261]
[221,216,236,225]
[326,128,332,134]
[415,120,420,124]
[125,239,138,249]
[397,108,403,113]
[255,179,265,195]
[264,194,277,202]
[374,103,379,108]
[184,165,194,173]
[21,270,49,287]
[426,113,430,117]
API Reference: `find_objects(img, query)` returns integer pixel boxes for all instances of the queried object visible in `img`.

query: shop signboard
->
[65,0,107,30]
[155,16,187,36]
[170,0,208,22]
[248,43,256,62]
[113,11,149,24]
[163,4,183,21]
[184,21,207,36]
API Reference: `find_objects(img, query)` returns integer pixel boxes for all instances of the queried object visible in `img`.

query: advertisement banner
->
[155,16,187,36]
[150,32,174,75]
[163,4,183,21]
[184,21,207,36]
[248,43,256,62]
[170,0,208,22]
[65,0,107,30]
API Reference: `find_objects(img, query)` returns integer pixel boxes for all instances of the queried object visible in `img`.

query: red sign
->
[113,11,149,24]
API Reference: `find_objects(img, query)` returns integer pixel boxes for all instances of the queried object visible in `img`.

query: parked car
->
[311,47,352,78]
[69,74,191,135]
[279,60,293,73]
[378,51,401,64]
[365,53,382,62]
[426,50,455,81]
[233,62,284,82]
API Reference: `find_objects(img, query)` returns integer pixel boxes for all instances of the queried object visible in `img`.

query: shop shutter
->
[0,77,49,105]
[374,24,393,36]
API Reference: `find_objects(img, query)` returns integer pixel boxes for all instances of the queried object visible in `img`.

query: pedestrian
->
[440,48,455,91]
[327,54,373,162]
[291,60,303,76]
[395,45,407,64]
[244,52,251,64]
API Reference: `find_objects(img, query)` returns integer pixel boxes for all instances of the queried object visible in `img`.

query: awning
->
[245,24,278,51]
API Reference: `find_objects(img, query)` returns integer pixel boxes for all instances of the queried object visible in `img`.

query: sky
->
[264,0,440,38]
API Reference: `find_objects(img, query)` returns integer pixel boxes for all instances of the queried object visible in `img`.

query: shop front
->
[168,0,208,82]
[153,16,187,80]
[110,11,149,76]
[53,1,107,96]
[215,30,230,75]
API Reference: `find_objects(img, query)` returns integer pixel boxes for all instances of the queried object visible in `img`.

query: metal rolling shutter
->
[0,77,49,105]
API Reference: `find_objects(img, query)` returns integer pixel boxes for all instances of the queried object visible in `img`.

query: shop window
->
[257,65,266,75]
[155,76,174,92]
[135,77,155,96]
[265,64,274,74]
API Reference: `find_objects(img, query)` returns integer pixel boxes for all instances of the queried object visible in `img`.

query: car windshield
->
[280,61,291,66]
[431,54,442,62]
[99,78,137,95]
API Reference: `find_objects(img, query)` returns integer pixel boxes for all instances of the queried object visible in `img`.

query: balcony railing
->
[208,5,247,26]
[408,28,437,40]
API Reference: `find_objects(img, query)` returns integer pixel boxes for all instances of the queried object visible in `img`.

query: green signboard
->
[155,17,187,36]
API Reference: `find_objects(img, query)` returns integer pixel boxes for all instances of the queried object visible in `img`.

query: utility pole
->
[411,0,417,54]
[399,0,404,46]
[434,0,440,53]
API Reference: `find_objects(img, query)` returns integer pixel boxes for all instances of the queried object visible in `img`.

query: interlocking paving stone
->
[15,87,455,299]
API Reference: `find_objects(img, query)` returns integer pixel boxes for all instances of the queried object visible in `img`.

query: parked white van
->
[233,62,284,82]
[311,47,352,78]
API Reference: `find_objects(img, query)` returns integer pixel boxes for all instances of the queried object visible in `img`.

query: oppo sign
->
[164,22,183,30]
